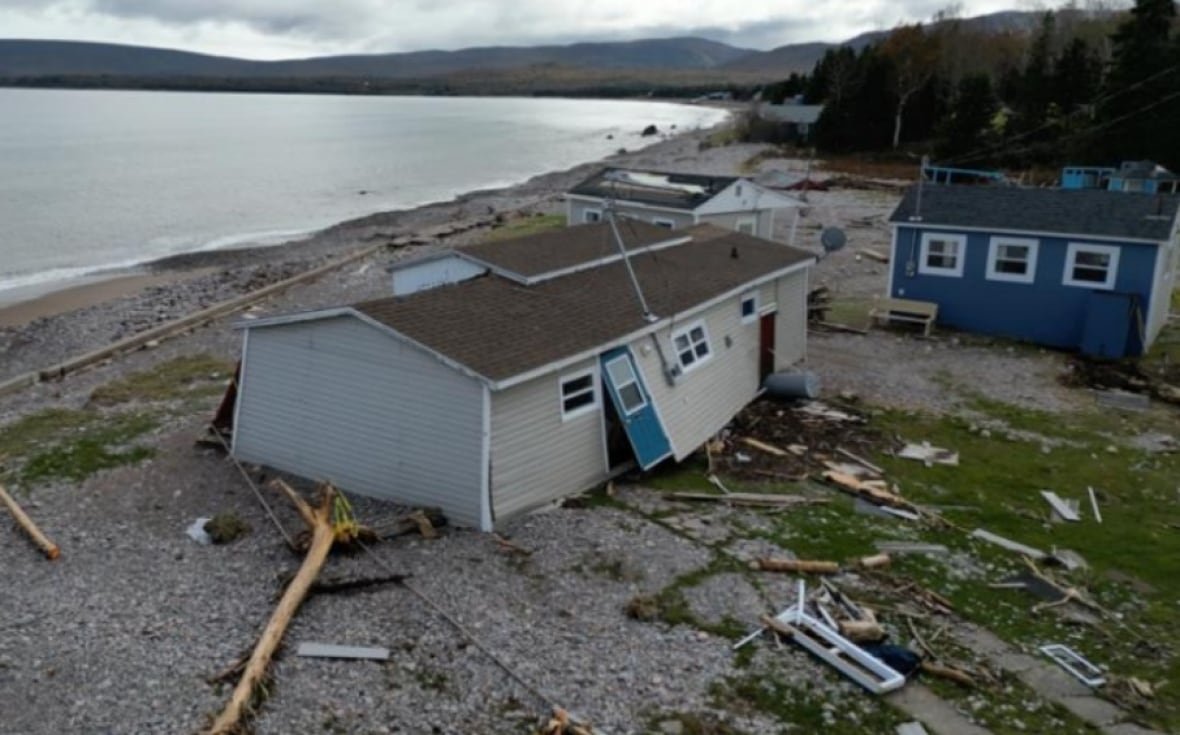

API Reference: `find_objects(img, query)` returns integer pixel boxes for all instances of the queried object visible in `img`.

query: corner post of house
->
[230,329,250,456]
[478,383,493,532]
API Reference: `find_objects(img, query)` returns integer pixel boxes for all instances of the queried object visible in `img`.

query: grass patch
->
[483,213,564,242]
[88,353,233,407]
[710,674,908,732]
[0,408,157,487]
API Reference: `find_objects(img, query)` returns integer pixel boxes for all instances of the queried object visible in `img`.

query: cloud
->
[0,0,1086,59]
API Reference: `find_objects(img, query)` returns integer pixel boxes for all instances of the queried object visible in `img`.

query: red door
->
[759,312,776,382]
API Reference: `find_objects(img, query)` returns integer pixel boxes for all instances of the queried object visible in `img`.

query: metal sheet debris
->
[1039,644,1105,687]
[186,517,212,545]
[898,442,959,466]
[970,529,1047,560]
[296,643,391,661]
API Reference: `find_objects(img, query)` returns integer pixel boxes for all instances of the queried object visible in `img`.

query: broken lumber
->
[860,553,891,569]
[836,447,885,475]
[207,485,337,735]
[753,557,840,574]
[860,248,890,264]
[1088,486,1102,523]
[0,483,60,560]
[822,470,915,510]
[839,619,885,643]
[920,660,976,688]
[740,436,789,457]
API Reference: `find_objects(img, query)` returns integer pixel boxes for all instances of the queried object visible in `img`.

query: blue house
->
[887,185,1180,358]
[1108,161,1180,195]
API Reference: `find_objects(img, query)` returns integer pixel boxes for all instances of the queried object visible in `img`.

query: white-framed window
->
[652,217,675,229]
[604,356,647,415]
[918,233,966,277]
[740,291,759,323]
[583,209,602,223]
[672,320,712,373]
[559,369,598,420]
[1063,243,1120,289]
[986,236,1039,284]
[736,216,757,235]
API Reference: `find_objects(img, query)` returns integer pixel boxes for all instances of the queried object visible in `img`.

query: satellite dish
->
[820,227,847,254]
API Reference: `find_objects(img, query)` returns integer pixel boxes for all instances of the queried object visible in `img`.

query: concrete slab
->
[885,683,991,735]
[1017,663,1092,699]
[1102,721,1168,735]
[1058,696,1123,726]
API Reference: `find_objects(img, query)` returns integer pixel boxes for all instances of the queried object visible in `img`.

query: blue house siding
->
[890,226,1159,353]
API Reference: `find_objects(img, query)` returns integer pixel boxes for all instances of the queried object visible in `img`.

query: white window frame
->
[558,368,598,421]
[740,291,760,324]
[603,355,647,416]
[671,320,713,373]
[735,216,757,235]
[1063,242,1120,290]
[583,208,602,223]
[652,217,676,229]
[985,236,1039,284]
[918,232,966,277]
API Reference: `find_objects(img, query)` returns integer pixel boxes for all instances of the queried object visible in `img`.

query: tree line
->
[764,0,1180,172]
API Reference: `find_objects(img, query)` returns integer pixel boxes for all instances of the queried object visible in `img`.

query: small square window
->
[652,218,675,229]
[918,233,966,277]
[740,292,759,323]
[672,320,712,372]
[1063,243,1120,289]
[583,209,602,223]
[560,370,597,419]
[736,217,757,235]
[986,237,1038,284]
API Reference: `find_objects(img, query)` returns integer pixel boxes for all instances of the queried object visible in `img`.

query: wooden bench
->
[869,297,938,337]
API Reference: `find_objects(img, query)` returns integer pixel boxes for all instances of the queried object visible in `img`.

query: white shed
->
[232,222,814,530]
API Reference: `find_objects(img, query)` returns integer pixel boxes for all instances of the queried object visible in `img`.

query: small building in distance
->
[564,168,801,240]
[231,221,814,530]
[1060,161,1179,194]
[887,185,1180,358]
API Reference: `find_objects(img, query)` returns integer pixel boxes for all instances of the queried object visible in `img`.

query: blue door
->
[600,347,672,469]
[1080,291,1141,358]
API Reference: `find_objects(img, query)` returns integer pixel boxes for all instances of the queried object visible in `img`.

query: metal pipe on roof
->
[605,206,657,323]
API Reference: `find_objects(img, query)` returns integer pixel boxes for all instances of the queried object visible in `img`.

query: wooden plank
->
[970,528,1047,560]
[860,248,890,264]
[0,484,60,560]
[822,470,914,510]
[296,643,390,661]
[754,557,840,574]
[740,436,788,457]
[1040,491,1080,522]
[836,447,885,476]
[1087,486,1102,523]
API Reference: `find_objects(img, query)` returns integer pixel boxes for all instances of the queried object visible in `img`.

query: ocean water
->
[0,89,727,299]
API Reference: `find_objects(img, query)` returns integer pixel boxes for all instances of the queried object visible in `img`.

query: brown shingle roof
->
[459,220,681,279]
[355,226,812,383]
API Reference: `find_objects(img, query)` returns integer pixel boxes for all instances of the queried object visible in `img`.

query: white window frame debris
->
[1063,243,1119,289]
[671,320,712,373]
[1040,490,1080,521]
[740,291,759,324]
[296,642,391,660]
[898,441,959,466]
[986,236,1039,284]
[918,232,966,277]
[558,368,599,421]
[1039,644,1106,687]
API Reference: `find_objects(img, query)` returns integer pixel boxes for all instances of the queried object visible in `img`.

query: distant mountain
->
[0,37,754,80]
[722,10,1048,74]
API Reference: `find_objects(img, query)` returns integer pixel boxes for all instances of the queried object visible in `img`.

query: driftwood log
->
[206,484,337,735]
[753,557,840,574]
[0,483,60,560]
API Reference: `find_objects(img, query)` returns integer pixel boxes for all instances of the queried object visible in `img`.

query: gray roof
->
[1117,160,1179,181]
[459,220,681,280]
[758,103,823,124]
[568,168,738,211]
[889,185,1180,242]
[354,225,812,383]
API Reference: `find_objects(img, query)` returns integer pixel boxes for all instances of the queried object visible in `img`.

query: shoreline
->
[0,119,757,384]
[0,105,736,328]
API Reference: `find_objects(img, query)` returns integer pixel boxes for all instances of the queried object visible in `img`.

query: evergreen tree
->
[1052,37,1102,112]
[936,73,999,158]
[1093,0,1180,168]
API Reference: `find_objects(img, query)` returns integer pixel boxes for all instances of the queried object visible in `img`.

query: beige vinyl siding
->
[774,270,808,367]
[489,359,608,521]
[234,316,487,528]
[632,294,762,461]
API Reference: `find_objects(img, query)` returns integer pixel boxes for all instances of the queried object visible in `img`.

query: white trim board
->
[1062,242,1120,290]
[479,384,493,531]
[918,232,966,278]
[985,236,1039,284]
[892,221,1165,247]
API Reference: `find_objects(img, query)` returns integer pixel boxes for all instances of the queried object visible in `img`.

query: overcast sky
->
[2,1,1089,59]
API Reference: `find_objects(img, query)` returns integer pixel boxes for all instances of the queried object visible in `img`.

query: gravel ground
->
[0,131,1118,734]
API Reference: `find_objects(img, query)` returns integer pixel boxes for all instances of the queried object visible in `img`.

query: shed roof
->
[459,220,682,280]
[568,168,738,211]
[354,225,812,384]
[889,185,1180,242]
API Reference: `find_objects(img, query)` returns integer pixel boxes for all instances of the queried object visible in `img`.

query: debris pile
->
[1062,356,1180,406]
